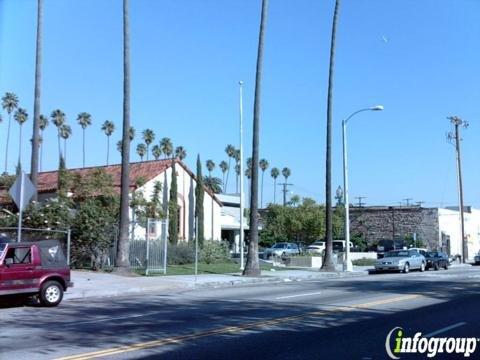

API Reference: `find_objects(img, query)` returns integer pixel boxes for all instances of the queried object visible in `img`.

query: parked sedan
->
[425,251,449,270]
[264,242,300,259]
[374,249,426,273]
[306,241,325,255]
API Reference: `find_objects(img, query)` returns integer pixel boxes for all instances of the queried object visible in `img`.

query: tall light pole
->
[342,105,383,271]
[239,81,245,270]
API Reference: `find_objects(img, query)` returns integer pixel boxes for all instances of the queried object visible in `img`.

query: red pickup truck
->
[0,240,73,306]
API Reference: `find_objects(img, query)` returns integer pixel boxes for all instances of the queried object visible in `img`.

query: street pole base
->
[343,260,353,272]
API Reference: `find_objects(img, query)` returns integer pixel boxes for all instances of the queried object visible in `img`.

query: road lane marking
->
[424,322,467,337]
[55,294,420,360]
[276,291,322,300]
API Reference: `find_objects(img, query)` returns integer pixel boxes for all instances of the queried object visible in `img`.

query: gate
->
[108,219,168,275]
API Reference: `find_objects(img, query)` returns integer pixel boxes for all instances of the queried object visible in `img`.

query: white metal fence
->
[108,219,168,274]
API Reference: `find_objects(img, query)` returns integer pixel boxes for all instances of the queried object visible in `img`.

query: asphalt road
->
[1,266,480,360]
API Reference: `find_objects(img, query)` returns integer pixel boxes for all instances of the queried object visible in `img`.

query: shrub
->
[200,241,230,264]
[352,258,376,266]
[168,242,195,265]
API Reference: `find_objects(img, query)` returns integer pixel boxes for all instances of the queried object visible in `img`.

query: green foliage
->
[168,161,179,244]
[351,233,368,251]
[404,234,425,248]
[195,155,205,246]
[167,242,195,265]
[200,240,230,264]
[260,198,344,247]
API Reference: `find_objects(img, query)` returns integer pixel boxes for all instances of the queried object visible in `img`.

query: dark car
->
[0,240,73,306]
[425,251,449,270]
[376,239,406,259]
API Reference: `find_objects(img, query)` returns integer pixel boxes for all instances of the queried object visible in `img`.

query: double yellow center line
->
[56,294,420,360]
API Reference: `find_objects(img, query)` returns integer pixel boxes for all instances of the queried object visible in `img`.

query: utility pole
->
[447,116,468,263]
[416,201,424,207]
[403,198,413,206]
[280,182,293,206]
[355,196,366,207]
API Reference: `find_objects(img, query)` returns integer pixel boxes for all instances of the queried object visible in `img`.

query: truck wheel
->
[40,281,63,307]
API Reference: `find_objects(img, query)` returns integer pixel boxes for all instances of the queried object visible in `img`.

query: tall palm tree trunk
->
[243,0,268,277]
[18,125,23,168]
[322,0,340,272]
[82,128,86,167]
[4,114,12,174]
[64,139,67,166]
[30,0,43,199]
[273,178,276,204]
[106,135,110,166]
[260,171,264,208]
[117,0,131,270]
[225,158,231,192]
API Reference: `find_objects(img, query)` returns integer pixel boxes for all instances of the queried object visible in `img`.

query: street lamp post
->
[239,81,245,270]
[342,105,383,271]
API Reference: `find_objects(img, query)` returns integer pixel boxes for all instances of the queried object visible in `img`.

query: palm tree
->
[281,167,291,206]
[101,120,115,165]
[206,160,215,178]
[2,92,19,174]
[243,0,269,277]
[14,108,28,168]
[117,0,131,270]
[175,146,187,161]
[136,143,147,161]
[77,112,92,167]
[322,0,341,272]
[245,166,252,209]
[270,167,279,204]
[224,144,235,193]
[51,109,66,161]
[59,124,72,165]
[234,149,240,192]
[235,163,241,193]
[259,158,269,208]
[30,0,44,197]
[142,129,155,160]
[116,140,123,154]
[160,137,173,159]
[219,160,228,192]
[38,115,48,171]
[203,176,223,194]
[152,144,162,160]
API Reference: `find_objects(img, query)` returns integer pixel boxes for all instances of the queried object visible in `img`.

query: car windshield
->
[384,250,409,258]
[426,252,437,258]
[272,243,286,249]
[0,243,5,253]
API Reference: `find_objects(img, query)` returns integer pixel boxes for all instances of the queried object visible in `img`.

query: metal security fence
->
[0,227,71,265]
[108,219,168,274]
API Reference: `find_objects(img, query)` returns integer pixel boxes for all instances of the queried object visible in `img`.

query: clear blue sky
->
[1,0,480,207]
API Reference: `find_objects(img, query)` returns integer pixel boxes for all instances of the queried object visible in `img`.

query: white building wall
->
[438,208,480,260]
[132,163,222,241]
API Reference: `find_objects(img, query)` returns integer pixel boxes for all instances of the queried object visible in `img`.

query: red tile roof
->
[0,159,222,205]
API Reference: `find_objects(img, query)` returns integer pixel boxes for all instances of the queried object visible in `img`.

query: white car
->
[306,241,325,254]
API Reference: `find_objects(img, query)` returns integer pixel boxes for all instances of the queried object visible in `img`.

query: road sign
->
[9,171,36,242]
[9,171,36,212]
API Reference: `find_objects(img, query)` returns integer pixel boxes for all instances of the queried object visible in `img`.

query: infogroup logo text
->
[385,327,478,359]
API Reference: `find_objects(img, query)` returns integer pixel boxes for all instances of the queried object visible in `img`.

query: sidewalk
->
[65,266,370,301]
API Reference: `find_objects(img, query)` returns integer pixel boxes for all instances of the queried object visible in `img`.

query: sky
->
[1,0,480,208]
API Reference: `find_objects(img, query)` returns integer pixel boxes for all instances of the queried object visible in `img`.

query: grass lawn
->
[138,261,287,276]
